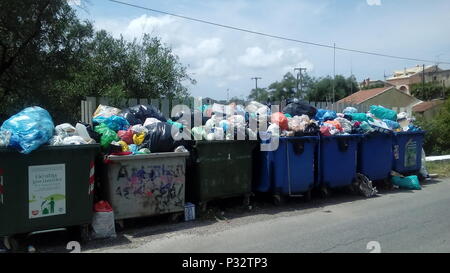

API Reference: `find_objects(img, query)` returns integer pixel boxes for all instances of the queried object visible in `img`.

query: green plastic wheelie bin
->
[0,144,100,250]
[185,140,258,211]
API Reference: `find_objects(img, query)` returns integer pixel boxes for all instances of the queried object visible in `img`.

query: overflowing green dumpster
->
[185,140,258,209]
[0,144,100,245]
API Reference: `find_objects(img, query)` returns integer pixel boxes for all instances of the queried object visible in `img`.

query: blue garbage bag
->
[93,115,130,131]
[315,109,337,122]
[128,144,139,154]
[383,119,400,130]
[0,106,55,154]
[406,125,422,132]
[392,175,421,190]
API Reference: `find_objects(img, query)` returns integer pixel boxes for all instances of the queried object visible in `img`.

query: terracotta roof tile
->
[337,87,393,104]
[412,100,445,112]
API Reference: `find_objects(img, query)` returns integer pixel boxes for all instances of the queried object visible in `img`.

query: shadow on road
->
[25,178,447,253]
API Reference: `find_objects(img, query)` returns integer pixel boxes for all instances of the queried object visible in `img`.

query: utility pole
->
[294,67,307,99]
[332,42,336,103]
[422,64,425,96]
[251,77,262,90]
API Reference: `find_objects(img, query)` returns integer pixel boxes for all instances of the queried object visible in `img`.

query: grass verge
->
[426,161,450,177]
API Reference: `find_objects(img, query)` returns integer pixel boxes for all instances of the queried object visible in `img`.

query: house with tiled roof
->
[412,99,445,121]
[337,86,422,111]
[386,64,450,94]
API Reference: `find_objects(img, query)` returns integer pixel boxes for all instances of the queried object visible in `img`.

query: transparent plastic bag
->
[92,104,121,119]
[91,201,116,239]
[343,107,358,114]
[0,106,54,154]
[0,130,11,147]
[55,123,76,138]
[62,136,88,145]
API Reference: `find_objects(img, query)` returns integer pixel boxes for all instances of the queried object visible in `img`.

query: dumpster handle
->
[286,141,304,197]
[286,141,291,196]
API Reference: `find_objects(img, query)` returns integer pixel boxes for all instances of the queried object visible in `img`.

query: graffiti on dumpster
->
[114,163,185,213]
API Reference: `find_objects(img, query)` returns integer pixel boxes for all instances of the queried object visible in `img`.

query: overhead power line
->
[107,0,450,65]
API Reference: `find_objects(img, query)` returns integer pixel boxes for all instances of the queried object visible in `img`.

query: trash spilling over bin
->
[0,106,101,250]
[100,152,189,220]
[0,144,100,242]
[314,104,425,194]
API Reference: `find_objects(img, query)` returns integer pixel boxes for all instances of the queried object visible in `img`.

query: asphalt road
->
[72,178,450,253]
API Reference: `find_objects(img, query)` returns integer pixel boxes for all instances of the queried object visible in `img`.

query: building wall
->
[424,70,450,87]
[386,74,422,94]
[360,88,421,112]
[387,68,450,94]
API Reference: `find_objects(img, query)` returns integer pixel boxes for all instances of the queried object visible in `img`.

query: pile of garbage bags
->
[187,100,321,141]
[0,101,421,154]
[0,106,98,154]
[91,104,184,155]
[316,105,422,136]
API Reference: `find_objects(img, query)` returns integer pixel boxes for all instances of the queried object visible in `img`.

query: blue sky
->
[72,0,450,100]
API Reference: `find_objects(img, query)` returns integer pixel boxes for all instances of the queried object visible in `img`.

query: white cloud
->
[238,47,284,68]
[366,0,381,6]
[67,0,81,6]
[191,57,231,77]
[176,38,224,59]
[91,12,313,99]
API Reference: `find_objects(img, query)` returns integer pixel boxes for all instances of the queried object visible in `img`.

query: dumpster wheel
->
[303,189,312,202]
[272,194,285,206]
[3,235,22,252]
[168,212,184,223]
[320,186,330,199]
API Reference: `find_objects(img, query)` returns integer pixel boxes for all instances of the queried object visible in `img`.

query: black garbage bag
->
[293,123,320,137]
[304,122,320,135]
[142,122,179,153]
[78,122,101,143]
[121,104,167,125]
[283,101,317,119]
[120,109,141,125]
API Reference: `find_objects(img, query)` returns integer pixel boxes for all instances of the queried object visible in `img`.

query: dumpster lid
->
[106,151,189,161]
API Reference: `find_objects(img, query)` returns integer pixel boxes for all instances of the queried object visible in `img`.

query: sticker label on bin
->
[404,139,417,168]
[28,164,66,219]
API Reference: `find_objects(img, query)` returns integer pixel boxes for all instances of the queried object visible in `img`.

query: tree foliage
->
[249,72,359,103]
[410,82,449,101]
[248,88,270,102]
[415,98,450,155]
[0,0,194,124]
[306,75,359,102]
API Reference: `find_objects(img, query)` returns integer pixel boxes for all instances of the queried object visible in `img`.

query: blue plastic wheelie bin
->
[255,136,319,201]
[319,135,362,192]
[392,131,425,175]
[358,132,393,181]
